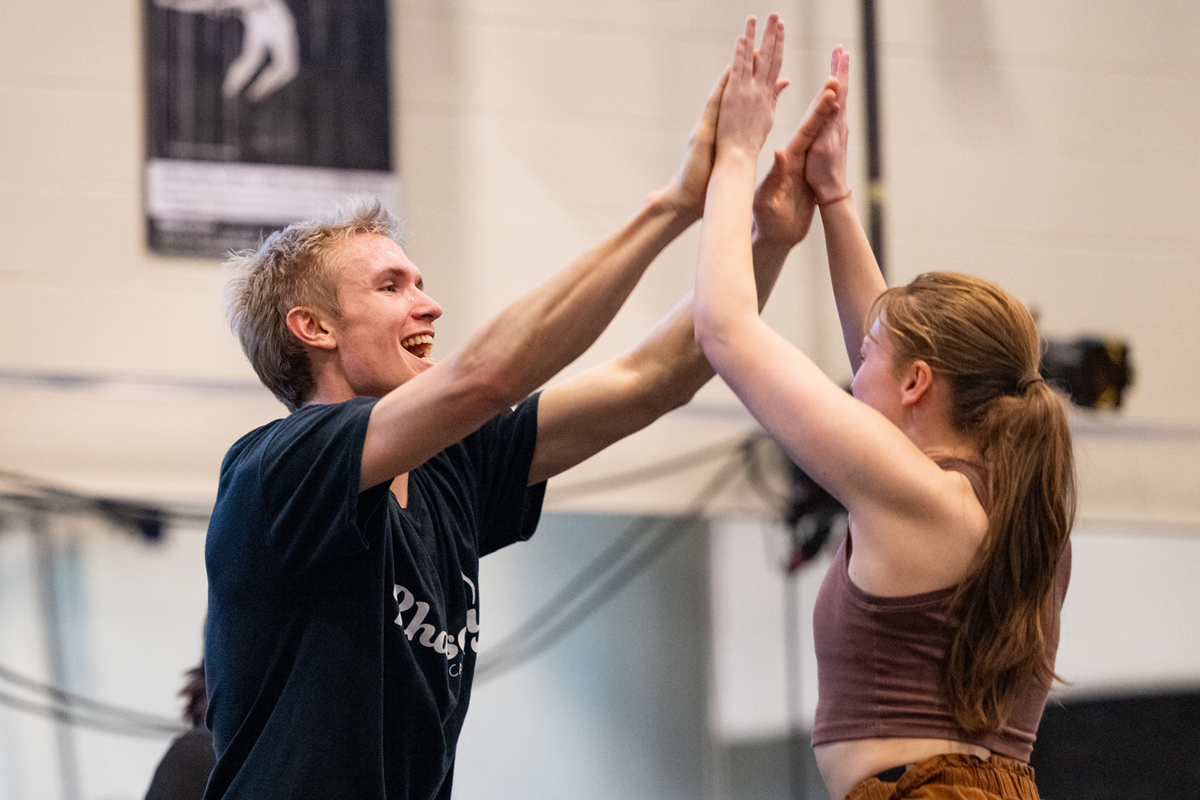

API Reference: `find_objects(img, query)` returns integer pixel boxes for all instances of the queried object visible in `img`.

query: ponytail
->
[872,272,1076,733]
[943,379,1075,731]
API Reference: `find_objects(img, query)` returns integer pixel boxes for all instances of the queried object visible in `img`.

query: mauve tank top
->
[810,459,1072,760]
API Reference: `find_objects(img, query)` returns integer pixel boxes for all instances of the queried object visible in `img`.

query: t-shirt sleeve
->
[465,393,547,556]
[257,398,389,571]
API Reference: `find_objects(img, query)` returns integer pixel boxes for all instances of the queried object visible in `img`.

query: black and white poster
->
[144,0,395,257]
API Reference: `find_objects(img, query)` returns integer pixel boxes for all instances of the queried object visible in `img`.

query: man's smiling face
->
[326,233,443,398]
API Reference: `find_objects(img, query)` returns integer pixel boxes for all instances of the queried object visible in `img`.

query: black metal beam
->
[862,0,886,280]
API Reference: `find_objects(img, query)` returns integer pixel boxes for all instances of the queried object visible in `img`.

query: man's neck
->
[303,378,358,407]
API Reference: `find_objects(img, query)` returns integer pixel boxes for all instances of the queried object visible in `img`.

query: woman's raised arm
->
[805,47,888,373]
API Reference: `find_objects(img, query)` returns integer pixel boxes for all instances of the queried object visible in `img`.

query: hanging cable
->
[546,432,762,500]
[477,433,764,676]
[0,469,210,544]
[0,433,791,718]
[0,662,185,732]
[476,444,754,683]
[0,686,184,739]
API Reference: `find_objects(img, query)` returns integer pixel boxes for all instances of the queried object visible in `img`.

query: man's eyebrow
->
[378,266,422,289]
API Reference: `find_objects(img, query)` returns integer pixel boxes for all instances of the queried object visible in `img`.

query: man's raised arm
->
[528,70,839,485]
[359,72,731,490]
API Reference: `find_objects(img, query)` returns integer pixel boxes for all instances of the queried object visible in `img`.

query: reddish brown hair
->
[871,272,1075,732]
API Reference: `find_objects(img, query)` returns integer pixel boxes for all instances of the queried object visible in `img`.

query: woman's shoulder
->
[847,456,989,596]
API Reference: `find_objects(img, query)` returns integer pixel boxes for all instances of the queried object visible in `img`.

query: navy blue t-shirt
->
[203,395,546,800]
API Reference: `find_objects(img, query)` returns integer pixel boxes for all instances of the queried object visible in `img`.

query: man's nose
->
[415,290,442,321]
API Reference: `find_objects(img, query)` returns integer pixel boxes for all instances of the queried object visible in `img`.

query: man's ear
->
[899,359,933,407]
[285,307,337,350]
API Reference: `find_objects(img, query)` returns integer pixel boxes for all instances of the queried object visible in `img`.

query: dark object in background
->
[1030,690,1200,800]
[144,728,215,800]
[144,663,214,800]
[1041,337,1133,409]
[786,459,846,572]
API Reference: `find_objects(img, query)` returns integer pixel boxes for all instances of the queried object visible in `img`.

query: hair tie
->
[817,189,852,207]
[1016,372,1044,394]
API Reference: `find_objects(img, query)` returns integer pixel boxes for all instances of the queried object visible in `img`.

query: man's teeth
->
[401,335,434,358]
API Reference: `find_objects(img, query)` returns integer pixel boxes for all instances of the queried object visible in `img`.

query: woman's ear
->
[899,359,933,407]
[285,307,337,350]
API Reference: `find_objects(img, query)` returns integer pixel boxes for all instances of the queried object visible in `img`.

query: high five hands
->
[659,15,847,244]
[715,15,790,161]
[753,67,840,249]
[720,15,844,249]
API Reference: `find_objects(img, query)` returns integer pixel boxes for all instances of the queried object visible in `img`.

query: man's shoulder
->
[223,399,379,465]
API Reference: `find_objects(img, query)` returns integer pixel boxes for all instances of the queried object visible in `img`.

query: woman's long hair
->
[871,272,1075,732]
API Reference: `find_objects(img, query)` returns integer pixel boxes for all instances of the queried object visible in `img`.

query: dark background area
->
[1031,689,1200,800]
[723,689,1200,800]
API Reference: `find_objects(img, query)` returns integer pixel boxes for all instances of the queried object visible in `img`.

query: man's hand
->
[650,67,730,222]
[805,46,852,205]
[751,76,839,248]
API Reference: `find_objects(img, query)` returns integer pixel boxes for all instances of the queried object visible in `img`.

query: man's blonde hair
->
[224,197,402,411]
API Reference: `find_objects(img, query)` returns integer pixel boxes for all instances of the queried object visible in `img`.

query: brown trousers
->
[845,754,1041,800]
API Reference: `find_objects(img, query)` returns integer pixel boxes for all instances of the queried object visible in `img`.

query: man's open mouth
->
[400,334,434,359]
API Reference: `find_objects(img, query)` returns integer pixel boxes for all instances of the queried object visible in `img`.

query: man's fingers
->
[835,48,850,106]
[802,89,838,137]
[785,84,838,155]
[756,15,774,75]
[698,65,732,133]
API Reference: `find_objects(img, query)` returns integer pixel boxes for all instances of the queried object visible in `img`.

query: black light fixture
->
[1041,336,1133,410]
[785,460,846,572]
[94,499,166,542]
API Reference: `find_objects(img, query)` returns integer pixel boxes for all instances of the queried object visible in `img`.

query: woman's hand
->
[805,46,852,205]
[714,15,788,161]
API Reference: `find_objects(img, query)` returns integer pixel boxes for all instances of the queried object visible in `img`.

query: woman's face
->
[852,318,906,427]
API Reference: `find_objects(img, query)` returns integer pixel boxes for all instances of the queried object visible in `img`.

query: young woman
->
[694,20,1074,800]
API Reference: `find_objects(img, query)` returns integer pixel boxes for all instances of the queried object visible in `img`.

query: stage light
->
[1041,336,1133,410]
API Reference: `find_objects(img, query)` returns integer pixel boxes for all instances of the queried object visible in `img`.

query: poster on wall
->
[144,0,395,258]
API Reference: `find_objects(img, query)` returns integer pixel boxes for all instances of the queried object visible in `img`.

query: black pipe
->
[861,0,886,280]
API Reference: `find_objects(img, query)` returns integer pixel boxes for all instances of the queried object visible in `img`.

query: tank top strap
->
[934,457,990,512]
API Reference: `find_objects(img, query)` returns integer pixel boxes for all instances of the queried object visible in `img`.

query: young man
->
[202,65,838,800]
